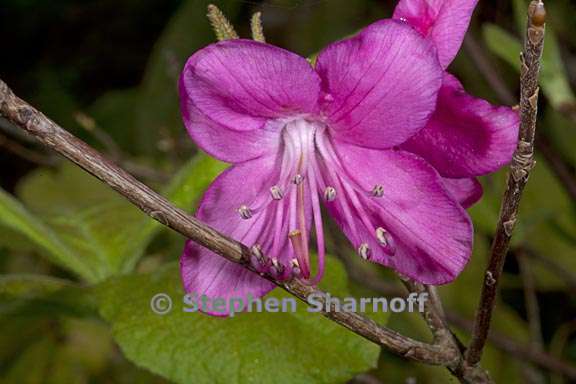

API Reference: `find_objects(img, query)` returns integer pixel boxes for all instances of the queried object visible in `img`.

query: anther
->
[293,174,304,185]
[324,186,336,202]
[324,186,336,201]
[238,205,252,219]
[249,244,267,271]
[270,185,283,200]
[289,229,301,239]
[322,94,334,102]
[290,259,301,277]
[251,244,264,262]
[376,227,388,246]
[358,243,371,260]
[270,258,285,278]
[371,184,384,197]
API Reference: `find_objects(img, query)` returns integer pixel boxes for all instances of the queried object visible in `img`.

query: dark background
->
[0,0,575,383]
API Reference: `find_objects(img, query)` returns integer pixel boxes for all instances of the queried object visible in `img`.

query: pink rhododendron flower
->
[178,0,519,315]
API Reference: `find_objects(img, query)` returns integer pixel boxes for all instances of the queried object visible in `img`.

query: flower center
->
[239,118,397,285]
[281,119,324,284]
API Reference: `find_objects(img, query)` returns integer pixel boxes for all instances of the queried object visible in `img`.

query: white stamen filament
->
[304,152,326,285]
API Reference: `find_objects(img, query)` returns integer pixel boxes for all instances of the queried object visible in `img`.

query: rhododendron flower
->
[178,0,519,315]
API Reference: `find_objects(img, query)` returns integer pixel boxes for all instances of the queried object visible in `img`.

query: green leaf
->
[482,23,576,109]
[15,163,146,281]
[88,88,140,152]
[0,274,96,317]
[482,24,522,72]
[12,153,226,280]
[0,317,116,384]
[1,337,57,383]
[96,256,381,384]
[0,274,72,298]
[0,188,95,281]
[117,153,227,272]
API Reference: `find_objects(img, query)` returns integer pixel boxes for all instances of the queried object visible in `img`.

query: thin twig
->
[517,252,544,348]
[331,228,490,382]
[75,111,123,162]
[448,312,576,380]
[400,279,451,344]
[517,250,546,383]
[524,247,576,294]
[535,133,576,203]
[465,0,546,367]
[0,79,464,369]
[463,35,517,105]
[342,255,576,380]
[75,111,169,183]
[0,116,37,143]
[0,131,57,167]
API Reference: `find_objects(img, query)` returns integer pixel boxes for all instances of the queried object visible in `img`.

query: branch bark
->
[448,312,576,380]
[340,252,576,380]
[465,0,546,367]
[0,78,464,369]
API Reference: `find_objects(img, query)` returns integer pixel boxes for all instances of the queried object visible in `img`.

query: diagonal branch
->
[465,0,546,367]
[0,78,461,368]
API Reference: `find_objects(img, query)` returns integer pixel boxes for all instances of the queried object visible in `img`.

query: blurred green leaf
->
[483,23,576,110]
[11,153,225,280]
[0,317,117,384]
[470,156,576,291]
[0,274,72,298]
[516,156,576,290]
[117,153,227,272]
[482,24,522,72]
[0,188,95,281]
[96,256,381,384]
[0,274,95,318]
[15,163,145,281]
[1,337,57,383]
[441,235,527,383]
[135,0,241,154]
[544,100,576,167]
[88,88,140,153]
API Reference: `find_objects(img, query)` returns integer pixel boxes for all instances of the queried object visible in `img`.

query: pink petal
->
[180,39,321,131]
[326,143,473,284]
[442,177,483,208]
[393,0,479,68]
[179,102,280,163]
[180,156,310,316]
[316,19,442,149]
[181,240,274,317]
[179,39,322,163]
[401,73,519,178]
